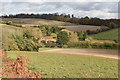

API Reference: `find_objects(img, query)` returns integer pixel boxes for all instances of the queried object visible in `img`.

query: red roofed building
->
[38,36,57,43]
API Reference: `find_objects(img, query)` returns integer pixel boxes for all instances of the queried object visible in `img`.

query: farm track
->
[40,48,119,59]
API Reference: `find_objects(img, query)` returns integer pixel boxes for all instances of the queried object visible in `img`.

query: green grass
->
[7,51,118,78]
[91,28,119,41]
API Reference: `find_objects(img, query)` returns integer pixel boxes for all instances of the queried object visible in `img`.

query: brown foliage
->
[2,50,42,79]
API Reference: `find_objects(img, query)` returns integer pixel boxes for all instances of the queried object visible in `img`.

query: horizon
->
[0,2,119,19]
[1,12,119,20]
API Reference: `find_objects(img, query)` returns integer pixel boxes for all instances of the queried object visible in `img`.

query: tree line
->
[1,13,120,27]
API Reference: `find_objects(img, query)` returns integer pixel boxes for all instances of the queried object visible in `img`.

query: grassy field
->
[2,18,76,26]
[91,28,119,41]
[7,51,118,78]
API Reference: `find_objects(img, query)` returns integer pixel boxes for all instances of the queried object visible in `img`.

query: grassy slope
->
[1,23,23,38]
[7,51,118,78]
[91,28,119,41]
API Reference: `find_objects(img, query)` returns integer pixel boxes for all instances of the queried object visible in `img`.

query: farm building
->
[38,36,57,43]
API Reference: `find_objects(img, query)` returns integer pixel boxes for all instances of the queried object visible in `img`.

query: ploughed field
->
[7,50,118,78]
[59,25,101,32]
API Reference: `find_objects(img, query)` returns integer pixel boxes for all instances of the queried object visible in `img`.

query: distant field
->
[7,51,118,78]
[91,28,119,41]
[2,18,102,32]
[2,18,76,26]
[59,25,100,32]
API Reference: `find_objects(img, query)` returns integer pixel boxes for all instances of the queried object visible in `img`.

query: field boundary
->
[40,48,119,59]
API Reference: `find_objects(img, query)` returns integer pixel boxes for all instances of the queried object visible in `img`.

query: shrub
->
[3,38,19,51]
[50,33,57,38]
[104,42,118,49]
[69,32,79,43]
[62,45,68,48]
[45,41,56,48]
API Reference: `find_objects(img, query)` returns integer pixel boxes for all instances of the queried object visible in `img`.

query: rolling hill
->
[90,28,119,41]
[2,18,76,26]
[2,18,101,32]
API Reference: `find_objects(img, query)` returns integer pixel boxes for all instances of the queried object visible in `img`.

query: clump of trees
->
[3,27,43,51]
[57,31,69,47]
[33,25,64,36]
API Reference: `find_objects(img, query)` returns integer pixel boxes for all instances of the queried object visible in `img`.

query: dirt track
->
[40,48,119,59]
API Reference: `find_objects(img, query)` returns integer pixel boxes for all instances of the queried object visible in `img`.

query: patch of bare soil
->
[1,49,42,80]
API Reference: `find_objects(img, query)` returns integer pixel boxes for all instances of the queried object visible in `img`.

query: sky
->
[0,0,119,19]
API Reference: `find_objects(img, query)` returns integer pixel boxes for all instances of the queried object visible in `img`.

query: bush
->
[41,40,46,45]
[104,42,118,49]
[3,38,19,51]
[11,34,42,51]
[62,45,68,48]
[45,41,56,48]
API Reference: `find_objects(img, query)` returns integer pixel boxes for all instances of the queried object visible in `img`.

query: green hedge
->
[68,42,119,49]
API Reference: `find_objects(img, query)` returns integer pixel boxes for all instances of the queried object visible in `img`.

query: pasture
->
[91,28,119,41]
[7,51,118,78]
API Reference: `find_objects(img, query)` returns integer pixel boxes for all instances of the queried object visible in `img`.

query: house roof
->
[41,36,57,41]
[38,36,57,43]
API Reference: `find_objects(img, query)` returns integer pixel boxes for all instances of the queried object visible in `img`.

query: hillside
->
[90,28,119,41]
[1,23,23,37]
[2,18,102,32]
[2,18,76,26]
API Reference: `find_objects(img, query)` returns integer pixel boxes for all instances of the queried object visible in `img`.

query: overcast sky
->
[0,0,119,19]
